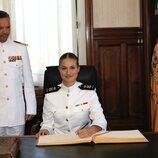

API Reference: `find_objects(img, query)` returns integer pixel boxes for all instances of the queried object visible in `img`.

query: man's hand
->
[25,114,35,121]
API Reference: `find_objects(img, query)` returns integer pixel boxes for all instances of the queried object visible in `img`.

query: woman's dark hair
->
[0,10,10,19]
[59,52,79,66]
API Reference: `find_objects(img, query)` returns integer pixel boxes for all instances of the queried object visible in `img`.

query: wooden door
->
[85,0,150,131]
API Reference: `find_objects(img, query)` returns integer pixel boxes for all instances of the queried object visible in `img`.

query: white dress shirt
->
[41,82,107,134]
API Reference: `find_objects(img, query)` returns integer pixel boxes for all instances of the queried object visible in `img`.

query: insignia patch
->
[79,84,95,90]
[45,86,61,93]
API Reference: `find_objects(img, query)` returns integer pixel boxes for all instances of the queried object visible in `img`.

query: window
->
[0,0,86,86]
[14,0,77,86]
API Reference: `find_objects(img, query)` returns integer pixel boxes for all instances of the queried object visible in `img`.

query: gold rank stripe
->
[79,84,95,90]
[46,86,61,93]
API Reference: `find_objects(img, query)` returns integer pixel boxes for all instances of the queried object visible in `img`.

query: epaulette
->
[14,41,28,46]
[79,84,95,90]
[45,86,61,93]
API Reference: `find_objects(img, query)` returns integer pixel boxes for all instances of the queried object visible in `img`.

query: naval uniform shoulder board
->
[14,41,28,46]
[79,84,95,90]
[45,86,61,93]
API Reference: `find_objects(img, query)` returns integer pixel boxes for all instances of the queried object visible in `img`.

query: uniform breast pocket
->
[74,104,90,117]
[8,60,23,80]
[8,60,22,69]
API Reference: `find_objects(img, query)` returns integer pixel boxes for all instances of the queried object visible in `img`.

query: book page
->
[93,130,149,143]
[36,132,92,146]
[36,130,148,146]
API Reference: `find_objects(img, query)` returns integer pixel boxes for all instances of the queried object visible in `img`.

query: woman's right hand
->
[35,129,49,138]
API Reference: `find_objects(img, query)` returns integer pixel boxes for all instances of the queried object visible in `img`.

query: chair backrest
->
[43,65,98,94]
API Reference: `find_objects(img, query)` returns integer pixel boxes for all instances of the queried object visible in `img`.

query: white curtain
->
[1,0,77,86]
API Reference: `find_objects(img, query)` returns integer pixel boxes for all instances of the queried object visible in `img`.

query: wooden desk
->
[17,133,158,158]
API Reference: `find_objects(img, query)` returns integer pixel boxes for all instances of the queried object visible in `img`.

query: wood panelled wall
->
[94,28,146,130]
[85,0,151,131]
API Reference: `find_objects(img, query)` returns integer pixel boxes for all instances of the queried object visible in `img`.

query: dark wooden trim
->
[142,0,151,131]
[93,27,143,40]
[85,0,94,64]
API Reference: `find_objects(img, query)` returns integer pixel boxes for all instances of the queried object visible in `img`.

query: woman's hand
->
[76,125,102,138]
[35,129,49,138]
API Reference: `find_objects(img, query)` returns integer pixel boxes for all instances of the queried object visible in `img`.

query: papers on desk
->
[36,129,149,146]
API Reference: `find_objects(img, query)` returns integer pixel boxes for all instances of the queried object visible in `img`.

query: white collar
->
[60,82,82,92]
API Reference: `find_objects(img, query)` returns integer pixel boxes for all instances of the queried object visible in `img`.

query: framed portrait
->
[155,0,158,15]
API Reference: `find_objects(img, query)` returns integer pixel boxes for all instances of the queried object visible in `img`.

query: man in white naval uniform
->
[0,10,37,136]
[36,53,107,138]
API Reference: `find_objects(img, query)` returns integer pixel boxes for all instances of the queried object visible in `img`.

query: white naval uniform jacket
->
[0,38,37,127]
[41,82,107,134]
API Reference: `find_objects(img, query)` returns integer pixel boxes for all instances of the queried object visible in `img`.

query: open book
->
[36,129,148,146]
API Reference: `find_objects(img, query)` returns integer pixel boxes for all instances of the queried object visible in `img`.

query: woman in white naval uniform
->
[37,53,107,138]
[0,11,36,136]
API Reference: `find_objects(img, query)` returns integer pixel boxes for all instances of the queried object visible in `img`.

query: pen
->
[79,122,89,130]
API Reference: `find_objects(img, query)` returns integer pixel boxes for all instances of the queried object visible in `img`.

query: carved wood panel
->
[92,28,148,130]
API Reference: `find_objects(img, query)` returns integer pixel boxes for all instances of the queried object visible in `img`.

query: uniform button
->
[66,119,68,122]
[3,61,6,63]
[5,85,8,88]
[68,130,70,132]
[6,98,9,101]
[4,73,7,76]
[66,106,68,109]
[2,49,4,52]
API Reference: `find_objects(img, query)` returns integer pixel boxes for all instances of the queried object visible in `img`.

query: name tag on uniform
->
[75,102,88,107]
[8,56,22,62]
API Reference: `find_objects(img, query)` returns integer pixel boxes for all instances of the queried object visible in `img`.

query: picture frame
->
[155,0,158,15]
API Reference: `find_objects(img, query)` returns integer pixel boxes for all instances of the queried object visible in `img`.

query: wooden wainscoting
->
[25,87,44,135]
